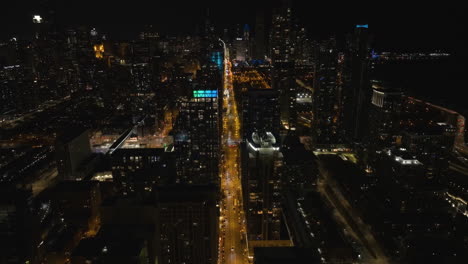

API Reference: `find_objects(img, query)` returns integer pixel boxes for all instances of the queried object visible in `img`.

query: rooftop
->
[120,133,173,149]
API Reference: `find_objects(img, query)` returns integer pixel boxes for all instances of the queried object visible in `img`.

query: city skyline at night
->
[1,1,467,264]
[2,1,466,51]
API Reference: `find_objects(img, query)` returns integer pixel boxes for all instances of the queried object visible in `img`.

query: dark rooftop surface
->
[254,247,320,264]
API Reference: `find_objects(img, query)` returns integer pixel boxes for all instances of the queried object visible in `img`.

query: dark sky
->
[2,1,466,53]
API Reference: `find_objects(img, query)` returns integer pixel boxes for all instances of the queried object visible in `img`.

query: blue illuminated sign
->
[193,90,218,98]
[356,24,369,28]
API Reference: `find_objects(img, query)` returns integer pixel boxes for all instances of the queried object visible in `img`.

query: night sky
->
[2,1,466,53]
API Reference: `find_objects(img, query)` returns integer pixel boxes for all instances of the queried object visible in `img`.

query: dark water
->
[372,56,467,115]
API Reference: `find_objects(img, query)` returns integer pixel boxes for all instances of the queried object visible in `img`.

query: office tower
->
[75,26,97,93]
[244,24,252,60]
[131,38,151,64]
[109,126,175,196]
[129,63,152,94]
[199,9,219,63]
[174,85,220,185]
[222,28,230,44]
[244,24,250,41]
[0,37,20,66]
[139,25,160,58]
[270,1,297,130]
[254,10,266,60]
[30,3,75,103]
[294,49,314,130]
[111,147,175,196]
[155,185,218,264]
[272,61,296,130]
[369,81,402,148]
[233,25,250,61]
[55,129,92,181]
[334,51,347,140]
[242,88,280,140]
[203,8,215,40]
[0,40,38,113]
[62,28,81,94]
[282,189,359,263]
[233,66,279,139]
[31,13,58,102]
[210,51,223,71]
[0,77,15,114]
[32,14,45,40]
[270,1,294,63]
[242,131,282,241]
[234,38,247,61]
[343,24,371,143]
[127,31,154,94]
[313,37,341,145]
[280,133,317,188]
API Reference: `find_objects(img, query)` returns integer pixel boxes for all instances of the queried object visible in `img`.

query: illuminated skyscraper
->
[293,25,314,66]
[0,39,38,113]
[313,37,342,144]
[111,147,175,196]
[369,81,402,148]
[210,51,223,71]
[242,131,283,241]
[270,1,294,64]
[270,1,297,130]
[241,88,280,141]
[174,81,220,185]
[233,25,250,61]
[129,63,152,94]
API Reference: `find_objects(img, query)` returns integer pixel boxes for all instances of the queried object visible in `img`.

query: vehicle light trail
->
[218,40,249,264]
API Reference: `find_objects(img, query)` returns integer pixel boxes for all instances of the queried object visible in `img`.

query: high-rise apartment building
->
[174,86,220,185]
[155,185,218,264]
[253,10,266,60]
[270,1,297,130]
[313,37,342,145]
[111,147,175,196]
[343,24,371,143]
[242,131,283,241]
[242,88,281,141]
[369,81,403,148]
